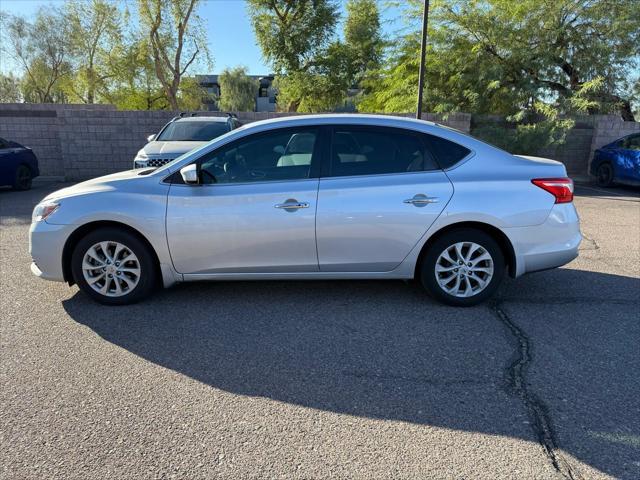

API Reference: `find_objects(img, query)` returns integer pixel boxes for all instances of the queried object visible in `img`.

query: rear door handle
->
[404,194,439,206]
[274,200,310,210]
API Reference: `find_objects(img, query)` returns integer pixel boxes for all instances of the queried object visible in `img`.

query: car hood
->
[143,141,206,156]
[42,169,148,202]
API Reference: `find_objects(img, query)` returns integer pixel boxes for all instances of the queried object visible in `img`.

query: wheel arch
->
[414,221,517,279]
[62,220,162,285]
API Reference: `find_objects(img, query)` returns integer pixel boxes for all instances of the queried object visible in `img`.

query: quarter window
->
[327,127,439,177]
[423,134,471,169]
[198,128,318,184]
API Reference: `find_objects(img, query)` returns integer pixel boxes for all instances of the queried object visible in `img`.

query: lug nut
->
[116,271,121,275]
[468,262,472,267]
[108,274,113,278]
[115,262,120,267]
[454,268,459,272]
[459,260,463,265]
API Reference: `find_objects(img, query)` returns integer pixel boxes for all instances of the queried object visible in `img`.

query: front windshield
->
[157,121,228,141]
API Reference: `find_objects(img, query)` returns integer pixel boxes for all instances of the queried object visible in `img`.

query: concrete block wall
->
[1,103,636,180]
[0,104,473,180]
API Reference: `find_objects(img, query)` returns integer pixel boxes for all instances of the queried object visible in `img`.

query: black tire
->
[419,228,505,307]
[596,162,614,187]
[12,164,32,190]
[71,227,157,305]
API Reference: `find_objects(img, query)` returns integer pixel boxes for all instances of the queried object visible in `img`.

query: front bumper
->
[29,221,75,282]
[504,203,582,277]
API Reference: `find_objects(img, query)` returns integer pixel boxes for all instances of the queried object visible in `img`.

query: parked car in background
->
[134,114,242,169]
[0,137,39,190]
[590,133,640,187]
[30,114,581,307]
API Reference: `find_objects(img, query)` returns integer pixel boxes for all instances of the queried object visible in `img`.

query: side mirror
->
[273,145,285,155]
[147,134,156,142]
[180,164,199,185]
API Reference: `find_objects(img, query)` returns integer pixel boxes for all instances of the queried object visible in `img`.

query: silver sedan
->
[29,114,581,306]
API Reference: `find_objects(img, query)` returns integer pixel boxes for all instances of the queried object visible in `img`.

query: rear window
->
[157,121,229,142]
[423,134,471,169]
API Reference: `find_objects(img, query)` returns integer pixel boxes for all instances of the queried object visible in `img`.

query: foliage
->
[1,8,72,103]
[63,0,125,104]
[362,0,640,120]
[247,0,339,73]
[247,0,383,112]
[217,67,258,112]
[472,104,575,155]
[0,73,21,102]
[137,0,210,110]
[343,0,384,88]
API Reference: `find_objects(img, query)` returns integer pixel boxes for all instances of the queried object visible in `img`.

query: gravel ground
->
[1,182,638,479]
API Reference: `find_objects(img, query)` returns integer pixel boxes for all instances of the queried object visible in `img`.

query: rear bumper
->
[504,203,582,277]
[29,221,74,282]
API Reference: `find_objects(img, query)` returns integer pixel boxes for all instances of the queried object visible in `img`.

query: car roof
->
[173,116,231,123]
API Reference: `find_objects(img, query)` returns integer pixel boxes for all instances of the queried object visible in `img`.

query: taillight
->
[531,178,574,203]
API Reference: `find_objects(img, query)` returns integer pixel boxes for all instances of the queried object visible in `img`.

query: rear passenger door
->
[316,126,456,272]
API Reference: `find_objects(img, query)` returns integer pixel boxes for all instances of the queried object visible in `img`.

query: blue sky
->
[0,0,406,76]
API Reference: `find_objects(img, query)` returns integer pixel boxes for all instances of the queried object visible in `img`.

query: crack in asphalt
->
[490,299,583,480]
[579,234,600,251]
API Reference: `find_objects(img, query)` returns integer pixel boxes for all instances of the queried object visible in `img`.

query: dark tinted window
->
[198,128,318,184]
[622,134,640,150]
[423,134,471,169]
[157,121,229,141]
[327,127,438,177]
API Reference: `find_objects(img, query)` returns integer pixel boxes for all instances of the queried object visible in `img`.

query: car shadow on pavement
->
[62,269,640,479]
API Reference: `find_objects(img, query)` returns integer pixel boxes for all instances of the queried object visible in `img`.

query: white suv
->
[134,115,242,169]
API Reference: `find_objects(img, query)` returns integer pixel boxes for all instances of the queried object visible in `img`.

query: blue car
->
[591,133,640,187]
[0,137,40,190]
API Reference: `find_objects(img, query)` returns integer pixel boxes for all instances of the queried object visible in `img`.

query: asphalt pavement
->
[1,182,638,479]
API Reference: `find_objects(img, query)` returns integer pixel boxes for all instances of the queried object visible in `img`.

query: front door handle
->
[404,194,439,207]
[274,200,310,211]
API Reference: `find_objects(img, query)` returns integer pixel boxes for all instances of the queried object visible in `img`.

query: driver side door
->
[166,127,324,275]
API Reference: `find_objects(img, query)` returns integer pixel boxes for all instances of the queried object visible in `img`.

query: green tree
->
[103,39,170,110]
[362,0,640,120]
[1,9,71,103]
[64,0,124,104]
[248,0,348,112]
[247,0,339,72]
[137,0,210,110]
[344,0,384,88]
[217,67,258,112]
[0,73,21,102]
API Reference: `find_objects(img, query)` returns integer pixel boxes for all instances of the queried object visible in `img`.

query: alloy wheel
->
[82,241,141,297]
[434,242,494,298]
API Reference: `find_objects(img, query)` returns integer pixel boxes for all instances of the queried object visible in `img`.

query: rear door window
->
[326,127,439,178]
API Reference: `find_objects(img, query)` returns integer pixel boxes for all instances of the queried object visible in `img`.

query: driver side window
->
[199,128,319,184]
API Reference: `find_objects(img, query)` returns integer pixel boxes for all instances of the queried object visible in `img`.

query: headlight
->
[134,150,149,169]
[32,201,60,222]
[135,150,148,161]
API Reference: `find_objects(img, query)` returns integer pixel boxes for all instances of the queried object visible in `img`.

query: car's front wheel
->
[71,228,157,305]
[420,228,505,307]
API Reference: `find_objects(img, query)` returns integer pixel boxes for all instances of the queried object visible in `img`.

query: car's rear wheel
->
[71,228,157,305]
[596,162,614,187]
[420,228,505,307]
[12,164,32,190]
